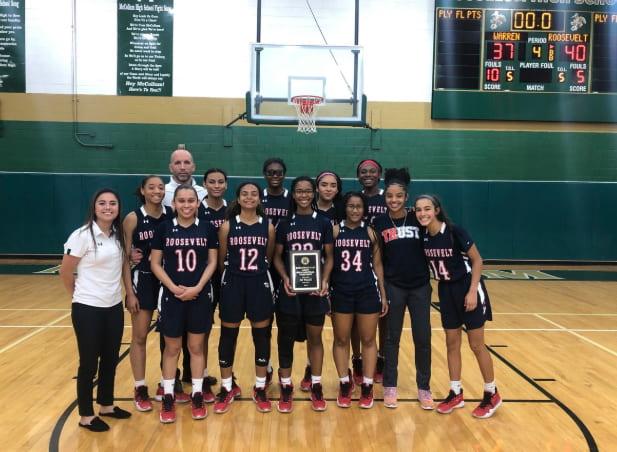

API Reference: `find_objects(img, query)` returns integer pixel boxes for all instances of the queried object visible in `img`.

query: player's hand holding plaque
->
[289,250,321,293]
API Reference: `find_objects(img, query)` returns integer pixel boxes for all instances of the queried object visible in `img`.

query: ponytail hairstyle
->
[414,194,453,229]
[384,167,411,194]
[342,191,368,221]
[316,170,344,221]
[288,176,317,217]
[135,175,164,204]
[226,181,265,219]
[84,188,126,255]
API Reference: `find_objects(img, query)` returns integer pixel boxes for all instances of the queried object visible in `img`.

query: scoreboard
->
[432,1,617,122]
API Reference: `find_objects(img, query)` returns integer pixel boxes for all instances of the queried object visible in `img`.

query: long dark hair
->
[384,168,411,193]
[288,176,317,217]
[342,191,368,222]
[316,170,344,221]
[226,181,265,219]
[85,188,125,254]
[414,194,453,229]
[135,175,164,204]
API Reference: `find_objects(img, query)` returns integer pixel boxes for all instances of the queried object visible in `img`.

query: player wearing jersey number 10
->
[150,185,218,423]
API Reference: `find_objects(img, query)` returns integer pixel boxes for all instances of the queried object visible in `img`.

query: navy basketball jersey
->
[198,198,227,231]
[262,188,291,228]
[225,215,270,275]
[132,205,173,272]
[363,189,387,224]
[276,211,334,254]
[152,218,218,287]
[372,212,429,289]
[332,221,376,291]
[422,222,474,282]
[317,205,340,225]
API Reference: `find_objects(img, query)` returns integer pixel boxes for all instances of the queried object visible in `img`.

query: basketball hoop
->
[291,95,324,134]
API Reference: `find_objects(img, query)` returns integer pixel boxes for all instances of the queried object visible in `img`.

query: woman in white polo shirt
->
[60,188,133,432]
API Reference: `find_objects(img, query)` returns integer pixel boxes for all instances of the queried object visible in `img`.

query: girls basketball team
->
[61,158,501,431]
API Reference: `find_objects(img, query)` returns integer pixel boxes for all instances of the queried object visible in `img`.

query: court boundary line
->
[0,313,71,355]
[535,314,617,359]
[430,302,598,452]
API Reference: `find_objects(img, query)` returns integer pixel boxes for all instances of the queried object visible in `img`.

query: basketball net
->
[291,95,324,134]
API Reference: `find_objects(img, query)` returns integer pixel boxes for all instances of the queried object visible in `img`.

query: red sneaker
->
[159,394,176,423]
[155,383,164,402]
[310,383,327,411]
[437,389,465,414]
[374,356,384,384]
[134,385,153,412]
[277,384,294,413]
[213,387,234,414]
[191,392,207,420]
[336,380,353,408]
[472,389,502,419]
[253,386,272,412]
[359,383,374,409]
[174,378,190,404]
[203,377,216,404]
[300,365,312,392]
[352,356,363,386]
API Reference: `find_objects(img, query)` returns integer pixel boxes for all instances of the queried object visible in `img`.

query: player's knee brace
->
[218,326,239,368]
[251,326,271,367]
[276,313,298,369]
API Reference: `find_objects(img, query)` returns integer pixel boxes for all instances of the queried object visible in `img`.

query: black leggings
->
[71,302,124,416]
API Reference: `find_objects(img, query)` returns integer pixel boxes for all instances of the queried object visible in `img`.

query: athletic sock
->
[340,375,350,384]
[450,380,462,395]
[163,378,175,395]
[280,376,292,387]
[192,378,203,396]
[311,375,321,385]
[363,376,374,385]
[222,377,233,392]
[255,376,267,389]
[484,380,496,394]
[134,379,146,388]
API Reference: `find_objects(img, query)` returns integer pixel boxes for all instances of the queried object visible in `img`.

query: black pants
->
[71,302,124,416]
[383,282,432,390]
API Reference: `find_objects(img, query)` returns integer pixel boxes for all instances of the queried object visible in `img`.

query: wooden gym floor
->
[0,262,616,451]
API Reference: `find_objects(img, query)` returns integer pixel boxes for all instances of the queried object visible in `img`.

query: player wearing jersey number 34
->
[415,194,501,419]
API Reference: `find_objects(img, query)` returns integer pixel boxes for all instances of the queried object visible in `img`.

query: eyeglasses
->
[265,170,284,177]
[346,205,363,211]
[294,189,314,196]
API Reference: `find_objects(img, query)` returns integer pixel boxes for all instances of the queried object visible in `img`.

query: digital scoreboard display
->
[432,1,617,122]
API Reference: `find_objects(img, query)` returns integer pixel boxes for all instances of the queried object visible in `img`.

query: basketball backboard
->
[246,43,366,127]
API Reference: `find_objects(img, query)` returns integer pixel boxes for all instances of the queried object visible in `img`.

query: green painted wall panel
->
[1,174,615,260]
[1,121,617,181]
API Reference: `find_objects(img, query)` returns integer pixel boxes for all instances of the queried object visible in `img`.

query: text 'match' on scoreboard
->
[432,1,617,122]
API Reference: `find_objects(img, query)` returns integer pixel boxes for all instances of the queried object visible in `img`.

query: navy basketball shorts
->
[330,283,381,314]
[159,285,213,337]
[437,274,492,330]
[130,269,160,311]
[277,288,330,319]
[219,270,274,323]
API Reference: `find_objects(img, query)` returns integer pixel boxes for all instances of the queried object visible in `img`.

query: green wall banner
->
[117,0,173,96]
[0,0,25,93]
